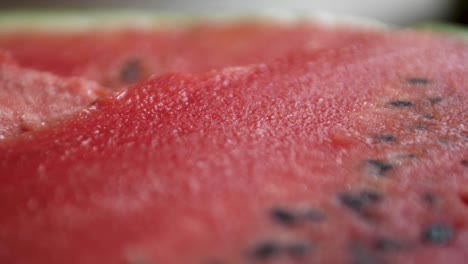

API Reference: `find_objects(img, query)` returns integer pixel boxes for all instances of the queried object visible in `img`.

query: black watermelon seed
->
[406,77,431,85]
[303,208,326,222]
[120,59,143,83]
[414,124,428,130]
[438,138,450,145]
[270,208,298,226]
[360,190,383,203]
[395,153,418,161]
[401,153,417,160]
[366,160,393,176]
[338,190,383,218]
[339,193,366,212]
[390,100,414,107]
[376,134,396,143]
[423,114,435,120]
[285,241,313,257]
[461,160,468,167]
[250,241,281,260]
[428,97,442,104]
[374,237,406,252]
[421,224,454,245]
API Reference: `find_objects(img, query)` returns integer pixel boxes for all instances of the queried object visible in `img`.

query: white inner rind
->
[0,10,390,32]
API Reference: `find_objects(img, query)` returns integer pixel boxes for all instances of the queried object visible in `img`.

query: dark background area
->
[454,0,468,24]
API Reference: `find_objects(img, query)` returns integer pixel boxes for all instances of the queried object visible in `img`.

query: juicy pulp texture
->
[0,50,16,65]
[0,29,467,264]
[0,62,108,140]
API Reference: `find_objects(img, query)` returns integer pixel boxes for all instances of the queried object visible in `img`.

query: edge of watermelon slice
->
[417,22,468,39]
[0,10,391,32]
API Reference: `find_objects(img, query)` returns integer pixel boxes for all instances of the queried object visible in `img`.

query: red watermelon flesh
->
[0,21,380,88]
[0,50,16,65]
[0,61,108,141]
[0,29,467,264]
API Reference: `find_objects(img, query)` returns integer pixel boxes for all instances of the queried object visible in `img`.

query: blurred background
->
[0,0,466,26]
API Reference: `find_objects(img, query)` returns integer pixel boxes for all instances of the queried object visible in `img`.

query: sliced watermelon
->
[0,19,466,264]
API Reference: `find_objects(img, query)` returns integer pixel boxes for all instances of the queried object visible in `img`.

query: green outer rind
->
[0,10,466,41]
[0,10,390,32]
[416,22,468,39]
[0,10,205,31]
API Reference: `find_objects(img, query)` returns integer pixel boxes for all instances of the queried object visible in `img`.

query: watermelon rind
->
[0,10,390,32]
[0,10,465,41]
[416,22,468,39]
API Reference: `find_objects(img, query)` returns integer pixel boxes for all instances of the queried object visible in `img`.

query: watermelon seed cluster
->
[239,72,465,263]
[327,74,465,263]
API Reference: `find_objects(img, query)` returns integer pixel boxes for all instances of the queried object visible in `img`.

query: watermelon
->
[0,13,467,264]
